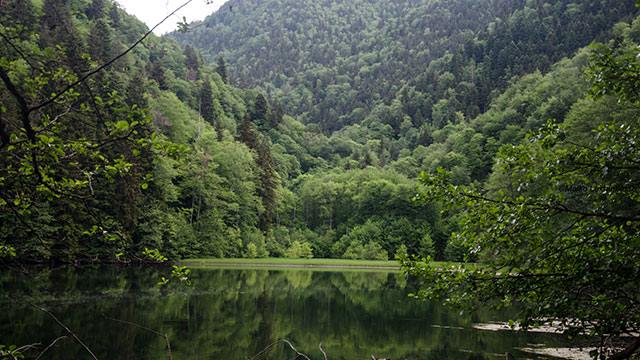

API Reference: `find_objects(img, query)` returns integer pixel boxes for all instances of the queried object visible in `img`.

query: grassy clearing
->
[180,257,470,271]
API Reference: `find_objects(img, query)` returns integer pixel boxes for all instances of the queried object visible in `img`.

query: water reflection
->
[0,267,566,359]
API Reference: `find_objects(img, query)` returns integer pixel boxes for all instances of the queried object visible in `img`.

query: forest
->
[2,0,638,263]
[1,0,639,358]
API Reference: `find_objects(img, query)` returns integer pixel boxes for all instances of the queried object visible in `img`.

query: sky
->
[115,0,227,35]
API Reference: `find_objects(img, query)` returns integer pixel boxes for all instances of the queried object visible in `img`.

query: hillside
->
[0,0,440,262]
[173,0,637,132]
[0,0,639,265]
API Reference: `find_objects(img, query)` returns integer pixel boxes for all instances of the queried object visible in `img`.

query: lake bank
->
[180,257,402,270]
[179,258,478,271]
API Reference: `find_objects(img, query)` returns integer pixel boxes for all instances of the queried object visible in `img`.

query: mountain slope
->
[173,0,637,132]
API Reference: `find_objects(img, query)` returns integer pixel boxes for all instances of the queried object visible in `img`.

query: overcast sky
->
[115,0,227,34]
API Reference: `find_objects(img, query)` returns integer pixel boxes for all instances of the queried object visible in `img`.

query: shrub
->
[285,240,314,259]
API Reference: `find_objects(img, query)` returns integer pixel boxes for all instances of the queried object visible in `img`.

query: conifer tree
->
[256,138,278,232]
[200,79,216,126]
[108,4,121,28]
[126,72,148,108]
[216,56,228,83]
[86,0,106,20]
[40,0,88,72]
[0,0,37,36]
[238,114,258,150]
[252,93,269,130]
[185,45,201,80]
[89,19,115,64]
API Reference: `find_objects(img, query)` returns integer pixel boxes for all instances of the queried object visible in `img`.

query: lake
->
[0,266,571,359]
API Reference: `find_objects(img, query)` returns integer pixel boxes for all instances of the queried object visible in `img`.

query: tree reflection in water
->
[0,267,568,359]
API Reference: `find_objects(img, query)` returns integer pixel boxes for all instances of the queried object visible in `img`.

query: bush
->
[244,243,258,258]
[342,240,388,260]
[285,240,314,259]
[243,228,269,258]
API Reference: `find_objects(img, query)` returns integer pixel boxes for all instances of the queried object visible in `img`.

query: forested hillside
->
[0,0,298,262]
[170,0,640,259]
[0,0,443,263]
[173,0,637,133]
[1,0,639,266]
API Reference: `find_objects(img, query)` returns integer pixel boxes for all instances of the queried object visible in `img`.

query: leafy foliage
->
[402,24,640,358]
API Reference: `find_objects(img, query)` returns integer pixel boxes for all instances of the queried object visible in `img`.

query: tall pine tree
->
[216,56,228,84]
[40,0,88,72]
[185,45,201,81]
[199,78,224,139]
[86,0,106,20]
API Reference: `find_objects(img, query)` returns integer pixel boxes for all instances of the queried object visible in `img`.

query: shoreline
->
[180,261,401,270]
[179,258,403,271]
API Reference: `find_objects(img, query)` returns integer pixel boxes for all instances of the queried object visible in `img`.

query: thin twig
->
[282,339,311,360]
[35,336,67,360]
[249,339,282,360]
[30,303,98,360]
[319,343,328,360]
[105,317,172,360]
[13,343,41,353]
[250,339,312,360]
[35,104,74,134]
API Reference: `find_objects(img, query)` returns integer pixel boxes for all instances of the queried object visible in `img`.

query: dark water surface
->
[0,266,569,359]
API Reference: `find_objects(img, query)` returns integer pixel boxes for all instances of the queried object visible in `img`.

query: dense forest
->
[0,0,444,263]
[1,0,639,264]
[173,0,636,131]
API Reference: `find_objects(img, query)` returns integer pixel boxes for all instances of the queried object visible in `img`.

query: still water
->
[0,266,569,359]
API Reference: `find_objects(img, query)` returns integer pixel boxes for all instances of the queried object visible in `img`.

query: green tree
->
[0,0,37,35]
[40,0,88,71]
[185,45,200,80]
[252,93,269,130]
[86,0,106,19]
[199,79,215,126]
[216,56,228,84]
[255,138,279,232]
[88,18,115,64]
[285,240,314,259]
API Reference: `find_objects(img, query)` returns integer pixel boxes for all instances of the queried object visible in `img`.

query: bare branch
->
[457,188,640,223]
[250,339,312,360]
[319,343,328,360]
[30,303,98,360]
[35,336,68,360]
[282,339,311,360]
[13,343,41,353]
[35,104,73,134]
[0,67,35,143]
[105,317,172,360]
